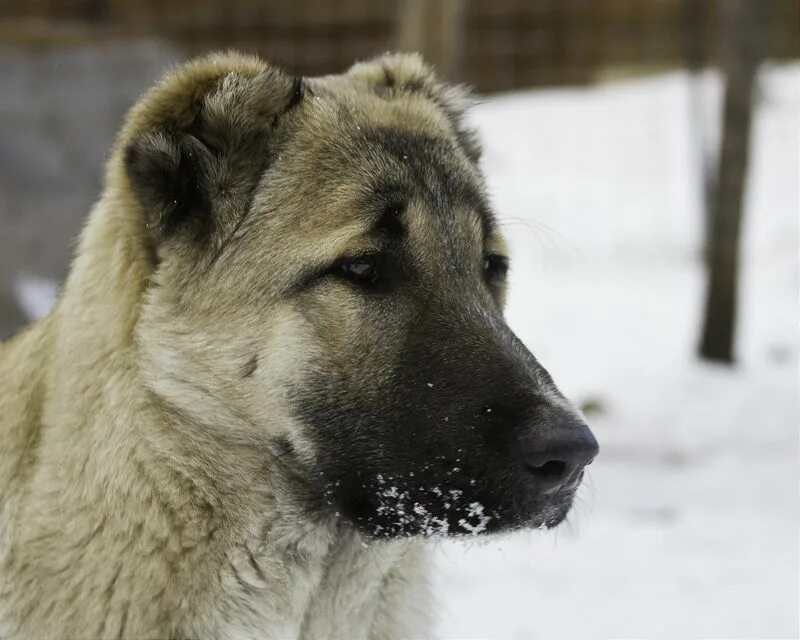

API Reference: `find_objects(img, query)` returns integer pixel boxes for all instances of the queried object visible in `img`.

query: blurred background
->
[1,1,797,638]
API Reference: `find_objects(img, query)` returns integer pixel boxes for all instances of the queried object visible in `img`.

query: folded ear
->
[124,127,213,239]
[346,52,482,164]
[122,55,302,249]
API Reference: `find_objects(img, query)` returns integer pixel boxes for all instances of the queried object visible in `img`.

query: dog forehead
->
[245,79,496,259]
[283,114,482,224]
[295,76,462,168]
[305,70,453,130]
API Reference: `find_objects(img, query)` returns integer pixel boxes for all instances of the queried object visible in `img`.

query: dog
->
[0,51,597,639]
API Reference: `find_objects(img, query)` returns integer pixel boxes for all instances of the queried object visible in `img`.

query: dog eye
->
[339,255,380,284]
[483,254,509,284]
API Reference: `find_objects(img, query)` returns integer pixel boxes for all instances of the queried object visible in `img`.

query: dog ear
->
[346,52,482,164]
[124,127,214,241]
[123,57,303,248]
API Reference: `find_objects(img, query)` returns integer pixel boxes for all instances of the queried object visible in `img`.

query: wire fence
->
[0,0,796,91]
[0,0,795,339]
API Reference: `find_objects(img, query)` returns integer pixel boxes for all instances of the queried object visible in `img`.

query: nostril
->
[516,409,599,492]
[526,459,567,481]
[520,431,597,491]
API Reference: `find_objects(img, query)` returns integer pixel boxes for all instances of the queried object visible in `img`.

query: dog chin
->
[335,483,578,540]
[529,498,575,530]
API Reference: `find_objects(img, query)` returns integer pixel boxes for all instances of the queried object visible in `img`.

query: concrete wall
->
[0,43,181,339]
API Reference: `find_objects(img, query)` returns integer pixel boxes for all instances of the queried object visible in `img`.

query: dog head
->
[123,52,597,538]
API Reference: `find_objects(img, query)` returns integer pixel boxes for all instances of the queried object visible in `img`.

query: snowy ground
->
[14,64,798,639]
[433,65,799,639]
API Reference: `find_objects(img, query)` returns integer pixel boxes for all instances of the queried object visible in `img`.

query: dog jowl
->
[126,53,598,542]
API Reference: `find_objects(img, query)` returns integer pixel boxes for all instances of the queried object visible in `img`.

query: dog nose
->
[520,414,598,494]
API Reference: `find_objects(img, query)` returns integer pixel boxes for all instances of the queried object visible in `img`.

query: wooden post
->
[698,0,763,363]
[395,0,466,80]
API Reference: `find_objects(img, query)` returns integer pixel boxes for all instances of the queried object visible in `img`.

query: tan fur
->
[0,52,459,639]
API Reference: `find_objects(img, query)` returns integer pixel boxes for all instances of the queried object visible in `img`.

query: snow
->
[370,472,488,537]
[13,63,799,639]
[13,274,58,321]
[433,64,799,639]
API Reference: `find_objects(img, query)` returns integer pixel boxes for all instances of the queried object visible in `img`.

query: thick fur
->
[0,51,595,639]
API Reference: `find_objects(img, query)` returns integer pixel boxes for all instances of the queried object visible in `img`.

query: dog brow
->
[476,203,497,245]
[374,205,405,238]
[361,182,407,239]
[359,128,496,243]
